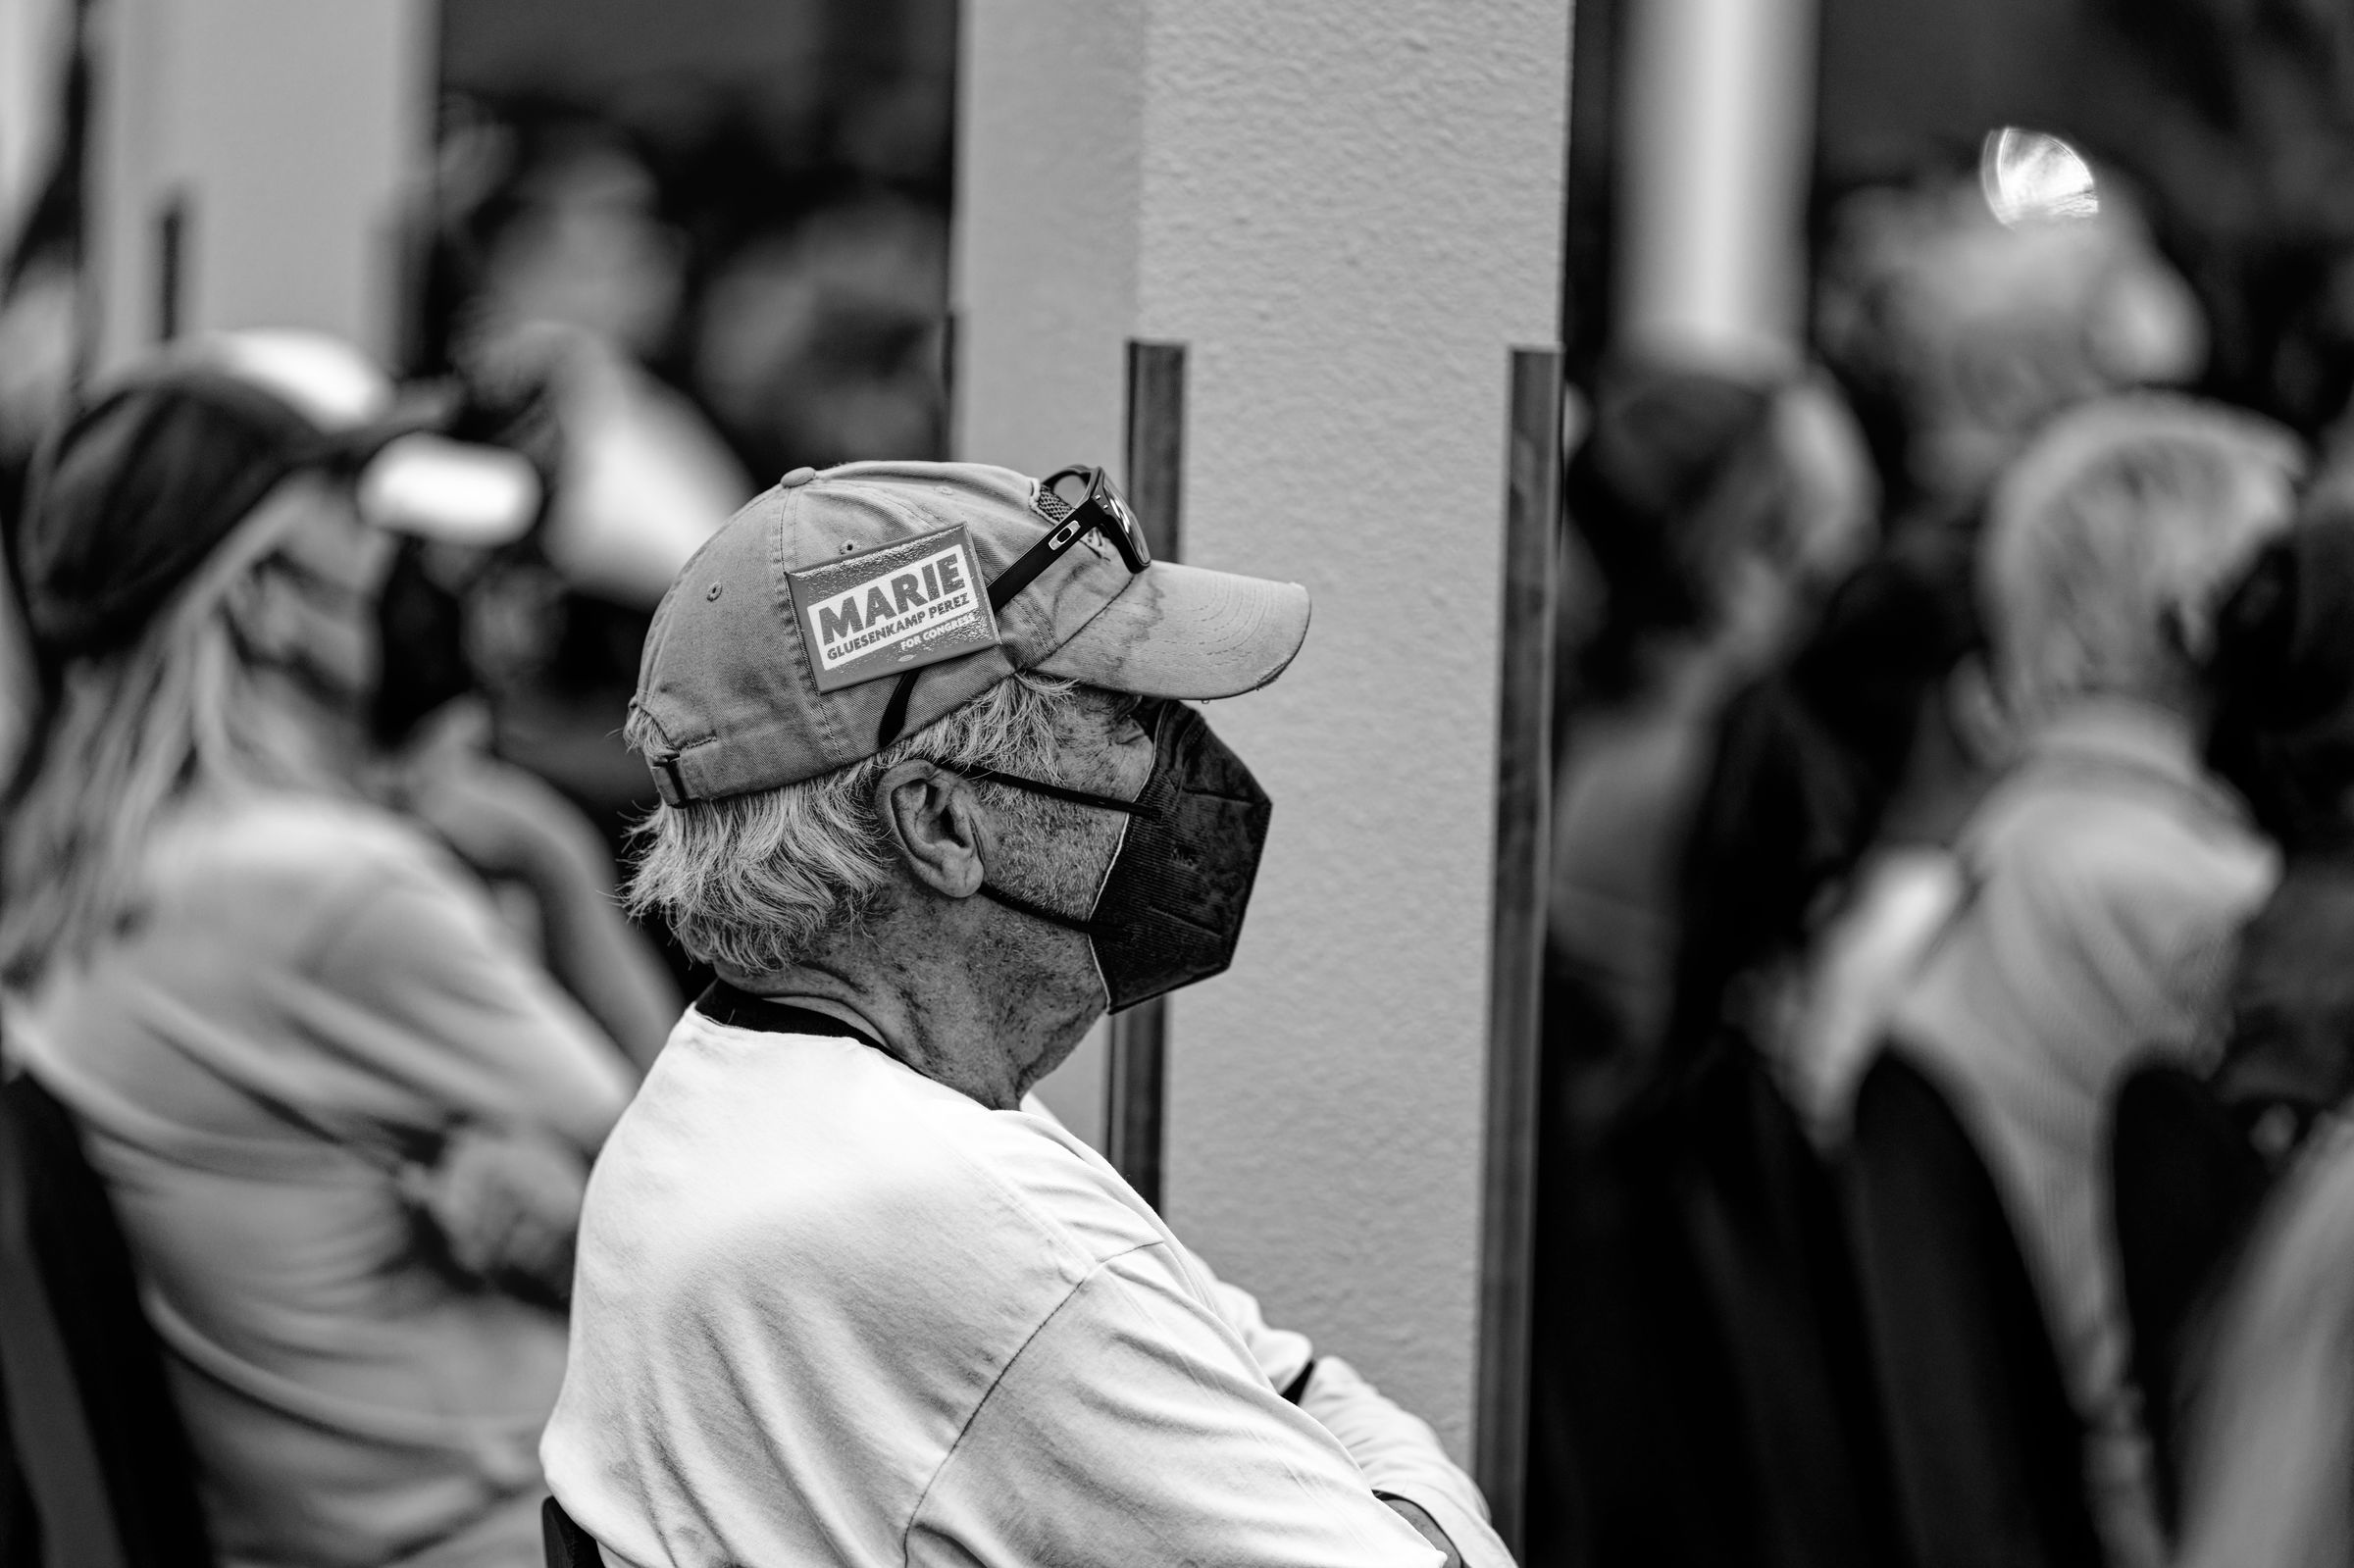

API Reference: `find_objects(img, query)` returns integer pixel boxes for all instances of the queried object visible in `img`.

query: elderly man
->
[541,462,1507,1567]
[1884,395,2298,1567]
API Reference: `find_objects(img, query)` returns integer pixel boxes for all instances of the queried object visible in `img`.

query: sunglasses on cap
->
[986,465,1151,602]
[874,464,1150,746]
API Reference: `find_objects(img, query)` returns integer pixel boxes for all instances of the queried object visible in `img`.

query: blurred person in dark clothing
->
[1545,359,1874,1114]
[2203,503,2354,1147]
[1528,359,1877,1568]
[444,126,747,607]
[2162,504,2354,1568]
[1669,529,1999,1143]
[689,193,948,478]
[429,116,750,888]
[0,331,665,1568]
[1884,394,2298,1568]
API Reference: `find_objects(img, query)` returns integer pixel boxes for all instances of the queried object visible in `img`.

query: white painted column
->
[1616,0,1817,364]
[85,0,435,372]
[958,0,1570,1456]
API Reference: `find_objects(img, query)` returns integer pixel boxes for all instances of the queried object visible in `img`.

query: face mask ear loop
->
[1077,809,1134,1011]
[962,772,1138,942]
[973,881,1104,936]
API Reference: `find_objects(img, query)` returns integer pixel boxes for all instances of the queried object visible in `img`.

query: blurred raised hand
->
[389,698,681,1069]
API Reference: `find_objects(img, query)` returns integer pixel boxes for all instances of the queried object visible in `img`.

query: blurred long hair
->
[0,485,332,987]
[2177,1123,2354,1568]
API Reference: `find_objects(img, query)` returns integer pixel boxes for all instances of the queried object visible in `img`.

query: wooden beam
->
[1106,338,1187,1207]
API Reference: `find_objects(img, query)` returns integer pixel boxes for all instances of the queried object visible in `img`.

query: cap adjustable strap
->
[875,667,924,750]
[873,487,1107,749]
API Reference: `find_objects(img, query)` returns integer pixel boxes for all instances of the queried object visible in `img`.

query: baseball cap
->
[633,460,1310,801]
[18,329,539,657]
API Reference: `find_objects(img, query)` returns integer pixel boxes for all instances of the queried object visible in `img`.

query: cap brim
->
[354,433,541,548]
[1035,561,1310,698]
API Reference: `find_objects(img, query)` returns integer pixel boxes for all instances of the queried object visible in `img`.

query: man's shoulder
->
[596,1017,1167,1306]
[1980,774,2272,914]
[561,1018,1180,1519]
[157,791,446,895]
[143,793,466,954]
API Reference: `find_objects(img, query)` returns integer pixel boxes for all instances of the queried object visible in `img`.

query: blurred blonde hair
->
[2178,1120,2354,1568]
[0,481,333,987]
[1979,394,2302,720]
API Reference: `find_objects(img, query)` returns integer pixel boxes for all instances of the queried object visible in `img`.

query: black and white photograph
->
[6,1,2354,1565]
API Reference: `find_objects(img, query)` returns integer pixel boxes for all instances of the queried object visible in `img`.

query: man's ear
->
[876,762,989,899]
[1944,653,2015,770]
[221,566,301,662]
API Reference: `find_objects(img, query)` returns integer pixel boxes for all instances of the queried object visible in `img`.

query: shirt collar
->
[2018,696,2249,825]
[694,980,886,1051]
[2025,696,2202,781]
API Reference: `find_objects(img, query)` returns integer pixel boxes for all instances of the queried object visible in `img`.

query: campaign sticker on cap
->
[785,524,1001,692]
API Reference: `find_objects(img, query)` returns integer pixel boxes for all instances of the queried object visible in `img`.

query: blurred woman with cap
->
[0,331,643,1568]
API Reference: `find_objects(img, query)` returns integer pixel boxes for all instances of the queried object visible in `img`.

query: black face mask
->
[957,701,1271,1012]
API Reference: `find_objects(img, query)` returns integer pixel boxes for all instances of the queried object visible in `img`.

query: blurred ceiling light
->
[1979,128,2099,227]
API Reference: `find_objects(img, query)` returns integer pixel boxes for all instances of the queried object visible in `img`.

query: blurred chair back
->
[1843,1048,2102,1568]
[1679,1040,1902,1568]
[2109,1059,2275,1533]
[542,1494,604,1568]
[0,1069,212,1568]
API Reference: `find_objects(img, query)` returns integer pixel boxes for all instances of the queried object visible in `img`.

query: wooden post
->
[1105,337,1186,1207]
[1472,344,1563,1554]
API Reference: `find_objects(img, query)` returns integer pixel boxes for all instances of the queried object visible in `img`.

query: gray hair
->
[625,672,1089,974]
[1980,393,2303,718]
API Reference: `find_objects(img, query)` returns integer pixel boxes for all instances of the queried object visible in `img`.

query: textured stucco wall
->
[91,0,432,372]
[953,0,1146,479]
[956,0,1568,1457]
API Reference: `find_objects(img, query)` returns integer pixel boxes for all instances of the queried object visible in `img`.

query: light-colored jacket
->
[8,792,635,1568]
[1887,697,2277,1568]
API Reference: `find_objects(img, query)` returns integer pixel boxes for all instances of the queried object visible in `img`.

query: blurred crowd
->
[1532,132,2354,1568]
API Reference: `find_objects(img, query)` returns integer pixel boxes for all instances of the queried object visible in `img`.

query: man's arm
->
[909,1243,1445,1568]
[1181,1243,1513,1568]
[1009,1092,1511,1568]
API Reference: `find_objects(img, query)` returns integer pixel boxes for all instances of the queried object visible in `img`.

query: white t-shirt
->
[542,1000,1482,1568]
